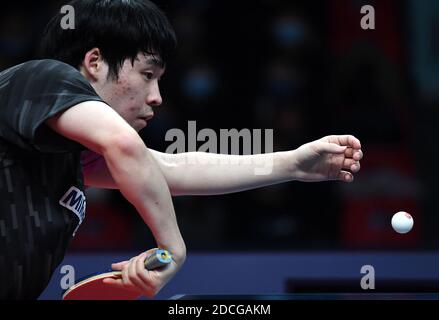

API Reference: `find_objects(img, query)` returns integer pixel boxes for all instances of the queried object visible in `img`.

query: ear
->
[81,48,106,82]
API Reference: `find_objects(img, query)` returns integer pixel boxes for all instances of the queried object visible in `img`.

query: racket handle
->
[144,249,172,270]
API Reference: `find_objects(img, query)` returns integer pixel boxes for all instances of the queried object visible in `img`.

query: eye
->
[143,72,154,80]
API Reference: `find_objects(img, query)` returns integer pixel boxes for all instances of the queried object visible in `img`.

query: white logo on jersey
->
[59,186,86,236]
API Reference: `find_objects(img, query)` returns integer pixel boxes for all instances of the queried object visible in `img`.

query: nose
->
[146,80,163,107]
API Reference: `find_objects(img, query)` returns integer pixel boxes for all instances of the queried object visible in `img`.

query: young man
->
[0,0,363,299]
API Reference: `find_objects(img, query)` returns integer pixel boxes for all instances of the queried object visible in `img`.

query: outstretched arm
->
[82,134,363,196]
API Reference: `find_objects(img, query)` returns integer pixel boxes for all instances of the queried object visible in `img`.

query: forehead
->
[134,53,164,69]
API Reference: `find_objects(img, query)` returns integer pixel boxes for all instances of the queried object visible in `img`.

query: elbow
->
[101,130,161,185]
[103,130,146,159]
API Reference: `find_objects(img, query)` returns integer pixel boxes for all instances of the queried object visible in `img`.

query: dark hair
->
[39,0,177,79]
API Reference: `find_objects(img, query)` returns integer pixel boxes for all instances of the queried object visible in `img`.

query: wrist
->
[276,150,298,181]
[172,245,187,265]
[158,241,186,265]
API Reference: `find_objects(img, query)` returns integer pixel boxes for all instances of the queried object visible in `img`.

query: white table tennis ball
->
[391,211,414,234]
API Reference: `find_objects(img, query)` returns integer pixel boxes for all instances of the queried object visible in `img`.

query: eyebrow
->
[144,55,165,69]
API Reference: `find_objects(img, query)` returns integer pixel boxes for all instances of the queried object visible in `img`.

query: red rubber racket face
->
[62,271,141,300]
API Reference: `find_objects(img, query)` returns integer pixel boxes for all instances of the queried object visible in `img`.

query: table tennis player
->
[0,0,363,299]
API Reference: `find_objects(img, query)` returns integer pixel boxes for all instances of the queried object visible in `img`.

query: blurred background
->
[1,0,438,256]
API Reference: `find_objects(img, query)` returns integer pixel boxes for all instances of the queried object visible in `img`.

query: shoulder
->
[17,59,77,72]
[7,59,96,96]
[14,59,83,80]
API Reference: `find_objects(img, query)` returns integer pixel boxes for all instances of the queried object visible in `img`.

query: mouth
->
[139,114,154,122]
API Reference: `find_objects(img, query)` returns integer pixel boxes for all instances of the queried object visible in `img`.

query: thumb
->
[317,142,347,154]
[111,260,130,271]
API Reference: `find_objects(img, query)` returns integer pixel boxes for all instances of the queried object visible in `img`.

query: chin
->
[131,120,147,131]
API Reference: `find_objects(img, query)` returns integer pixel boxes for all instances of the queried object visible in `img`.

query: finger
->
[327,135,361,149]
[136,252,155,292]
[348,135,361,149]
[128,255,147,292]
[122,258,134,287]
[102,277,124,288]
[136,252,150,278]
[111,260,130,271]
[351,162,360,173]
[102,277,140,293]
[345,148,363,162]
[338,170,354,183]
[353,149,363,161]
[342,159,360,173]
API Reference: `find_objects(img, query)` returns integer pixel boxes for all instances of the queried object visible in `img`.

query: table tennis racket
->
[62,249,172,300]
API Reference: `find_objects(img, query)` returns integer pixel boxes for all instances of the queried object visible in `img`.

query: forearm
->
[154,150,295,196]
[103,140,186,261]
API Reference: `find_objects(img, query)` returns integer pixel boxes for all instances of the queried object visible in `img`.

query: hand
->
[102,248,186,298]
[290,135,363,183]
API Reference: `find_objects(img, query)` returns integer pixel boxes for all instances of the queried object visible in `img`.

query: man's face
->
[92,52,165,132]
